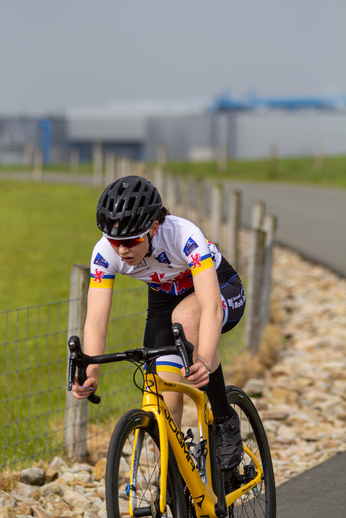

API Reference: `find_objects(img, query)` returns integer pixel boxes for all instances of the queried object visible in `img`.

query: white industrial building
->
[1,96,345,164]
[65,95,346,162]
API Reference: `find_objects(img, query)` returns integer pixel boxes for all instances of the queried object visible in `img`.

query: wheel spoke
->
[106,409,186,518]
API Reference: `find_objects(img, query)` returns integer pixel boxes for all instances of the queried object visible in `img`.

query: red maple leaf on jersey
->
[148,269,193,295]
[149,272,172,294]
[175,269,193,294]
[149,272,165,283]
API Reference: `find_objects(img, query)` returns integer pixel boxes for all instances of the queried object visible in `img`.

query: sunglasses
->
[104,231,149,249]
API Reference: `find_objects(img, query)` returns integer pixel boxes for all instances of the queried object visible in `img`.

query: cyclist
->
[72,175,245,472]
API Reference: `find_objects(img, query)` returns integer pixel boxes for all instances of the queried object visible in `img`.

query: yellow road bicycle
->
[68,323,276,518]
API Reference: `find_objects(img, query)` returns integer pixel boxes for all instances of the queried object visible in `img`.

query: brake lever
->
[68,354,77,392]
[67,335,101,404]
[172,323,194,378]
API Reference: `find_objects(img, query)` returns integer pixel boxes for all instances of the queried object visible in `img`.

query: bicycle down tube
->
[140,371,264,517]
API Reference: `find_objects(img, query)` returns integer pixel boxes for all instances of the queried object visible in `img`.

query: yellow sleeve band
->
[90,273,115,289]
[190,255,214,277]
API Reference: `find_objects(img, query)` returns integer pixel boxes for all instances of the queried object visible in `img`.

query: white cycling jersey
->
[89,215,222,295]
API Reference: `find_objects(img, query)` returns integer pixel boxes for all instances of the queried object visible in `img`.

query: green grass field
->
[0,180,141,312]
[165,154,346,188]
[2,153,346,189]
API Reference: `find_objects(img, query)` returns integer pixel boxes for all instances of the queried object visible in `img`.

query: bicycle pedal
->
[243,464,256,482]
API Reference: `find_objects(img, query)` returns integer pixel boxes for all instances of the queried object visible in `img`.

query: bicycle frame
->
[129,370,264,518]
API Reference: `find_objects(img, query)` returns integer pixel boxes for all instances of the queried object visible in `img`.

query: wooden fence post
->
[194,178,205,230]
[269,143,278,178]
[23,142,35,169]
[92,143,103,187]
[32,147,43,181]
[105,153,116,185]
[203,181,212,218]
[166,172,176,214]
[70,149,80,183]
[251,201,265,230]
[245,201,266,354]
[218,143,228,173]
[246,228,266,354]
[227,190,241,269]
[314,146,324,174]
[154,167,164,201]
[260,214,278,326]
[157,142,167,167]
[65,264,90,461]
[211,184,221,246]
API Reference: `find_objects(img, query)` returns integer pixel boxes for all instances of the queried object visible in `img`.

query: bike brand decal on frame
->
[164,408,196,472]
[204,403,209,425]
[242,480,258,494]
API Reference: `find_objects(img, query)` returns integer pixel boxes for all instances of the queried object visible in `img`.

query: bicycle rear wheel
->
[224,385,276,518]
[106,408,187,518]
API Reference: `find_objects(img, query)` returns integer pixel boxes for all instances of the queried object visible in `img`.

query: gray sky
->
[0,0,345,115]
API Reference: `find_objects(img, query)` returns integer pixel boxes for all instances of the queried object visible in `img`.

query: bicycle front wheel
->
[225,385,276,518]
[106,408,187,518]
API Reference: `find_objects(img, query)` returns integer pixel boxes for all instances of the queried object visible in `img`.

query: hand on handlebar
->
[71,373,99,400]
[181,361,209,388]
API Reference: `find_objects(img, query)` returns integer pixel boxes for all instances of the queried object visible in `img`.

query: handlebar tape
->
[77,366,101,404]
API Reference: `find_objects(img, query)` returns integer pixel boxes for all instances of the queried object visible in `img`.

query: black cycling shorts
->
[143,256,246,350]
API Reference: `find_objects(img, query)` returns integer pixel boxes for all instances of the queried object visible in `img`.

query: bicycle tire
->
[223,385,276,518]
[106,408,187,518]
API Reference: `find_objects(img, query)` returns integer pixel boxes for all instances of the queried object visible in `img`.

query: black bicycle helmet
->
[96,176,162,237]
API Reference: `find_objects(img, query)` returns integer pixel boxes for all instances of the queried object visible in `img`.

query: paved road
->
[276,451,346,518]
[226,182,346,515]
[228,182,346,277]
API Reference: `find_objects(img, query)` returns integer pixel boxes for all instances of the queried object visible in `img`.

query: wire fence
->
[0,280,249,470]
[0,168,277,470]
[0,288,149,469]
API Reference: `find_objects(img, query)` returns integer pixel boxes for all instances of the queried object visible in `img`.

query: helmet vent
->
[107,197,114,213]
[127,196,135,211]
[139,195,147,208]
[115,199,124,214]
